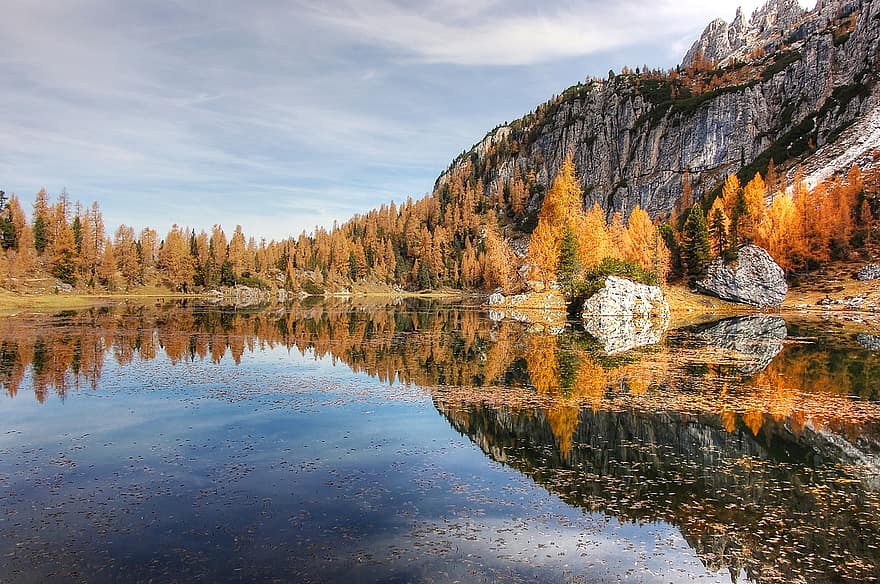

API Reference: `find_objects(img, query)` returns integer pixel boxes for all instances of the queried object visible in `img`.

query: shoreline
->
[1,280,877,328]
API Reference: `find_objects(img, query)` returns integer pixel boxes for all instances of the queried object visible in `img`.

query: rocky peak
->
[683,0,807,67]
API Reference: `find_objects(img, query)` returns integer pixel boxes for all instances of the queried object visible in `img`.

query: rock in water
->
[696,245,787,307]
[856,264,880,281]
[581,276,670,354]
[696,316,787,375]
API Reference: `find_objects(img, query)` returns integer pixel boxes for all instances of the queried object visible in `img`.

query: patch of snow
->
[794,103,880,191]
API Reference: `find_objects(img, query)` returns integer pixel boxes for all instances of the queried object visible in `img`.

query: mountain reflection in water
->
[1,300,879,581]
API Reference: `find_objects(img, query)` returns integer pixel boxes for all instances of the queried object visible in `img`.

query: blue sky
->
[1,0,796,240]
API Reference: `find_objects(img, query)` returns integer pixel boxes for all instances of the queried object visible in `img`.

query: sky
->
[0,0,810,241]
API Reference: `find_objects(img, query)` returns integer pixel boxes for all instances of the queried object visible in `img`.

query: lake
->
[1,300,879,583]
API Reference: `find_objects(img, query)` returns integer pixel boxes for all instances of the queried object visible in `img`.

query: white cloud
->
[301,0,807,66]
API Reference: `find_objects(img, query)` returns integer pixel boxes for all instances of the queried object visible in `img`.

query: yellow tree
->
[760,193,800,271]
[114,225,140,287]
[720,174,742,246]
[9,225,37,279]
[527,219,560,287]
[607,212,629,261]
[49,200,78,286]
[526,155,583,286]
[227,225,248,278]
[139,227,159,272]
[508,171,528,217]
[209,224,228,285]
[797,179,832,263]
[578,203,611,268]
[158,225,194,291]
[481,221,516,291]
[624,205,657,271]
[740,172,767,243]
[78,201,104,286]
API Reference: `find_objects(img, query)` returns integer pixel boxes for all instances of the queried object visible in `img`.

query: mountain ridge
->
[437,0,880,224]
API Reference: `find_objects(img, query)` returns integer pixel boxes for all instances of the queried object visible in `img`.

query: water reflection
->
[693,316,787,375]
[438,400,880,581]
[2,301,880,580]
[2,302,880,436]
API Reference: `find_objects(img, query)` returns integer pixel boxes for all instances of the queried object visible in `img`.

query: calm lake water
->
[1,300,879,583]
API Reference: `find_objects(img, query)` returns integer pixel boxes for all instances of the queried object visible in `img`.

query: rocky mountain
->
[437,0,880,224]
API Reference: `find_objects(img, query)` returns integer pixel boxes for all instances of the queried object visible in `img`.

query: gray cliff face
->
[438,0,880,221]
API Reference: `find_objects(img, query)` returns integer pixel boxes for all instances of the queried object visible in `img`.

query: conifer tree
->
[114,225,140,288]
[708,197,730,258]
[33,189,50,255]
[158,225,194,292]
[682,204,710,280]
[556,226,581,298]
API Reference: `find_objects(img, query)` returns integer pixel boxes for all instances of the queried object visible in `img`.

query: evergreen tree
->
[0,209,15,251]
[556,226,581,298]
[708,198,730,258]
[682,204,710,280]
[33,215,48,255]
[72,214,83,253]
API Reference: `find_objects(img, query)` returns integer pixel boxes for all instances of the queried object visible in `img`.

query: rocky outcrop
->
[696,316,788,375]
[487,290,567,325]
[857,264,880,281]
[581,276,670,354]
[436,0,880,222]
[683,0,807,67]
[696,245,787,307]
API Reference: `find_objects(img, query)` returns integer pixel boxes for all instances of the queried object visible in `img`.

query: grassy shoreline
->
[1,275,877,327]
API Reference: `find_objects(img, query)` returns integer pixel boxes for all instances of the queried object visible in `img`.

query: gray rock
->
[208,285,274,307]
[696,245,788,307]
[54,281,73,293]
[857,333,880,350]
[857,264,880,281]
[488,292,506,306]
[581,276,670,354]
[683,0,806,67]
[697,316,788,375]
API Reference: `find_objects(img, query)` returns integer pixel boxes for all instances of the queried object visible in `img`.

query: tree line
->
[0,157,875,295]
[0,165,514,293]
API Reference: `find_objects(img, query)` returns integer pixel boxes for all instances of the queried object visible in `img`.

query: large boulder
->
[581,276,670,354]
[696,245,787,307]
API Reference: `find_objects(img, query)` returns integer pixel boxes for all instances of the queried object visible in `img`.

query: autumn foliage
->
[526,156,670,292]
[0,157,875,295]
[705,166,871,273]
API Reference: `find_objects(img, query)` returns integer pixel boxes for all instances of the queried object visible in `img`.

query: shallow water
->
[1,300,878,582]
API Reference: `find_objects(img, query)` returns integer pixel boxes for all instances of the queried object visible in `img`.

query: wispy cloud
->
[301,0,782,66]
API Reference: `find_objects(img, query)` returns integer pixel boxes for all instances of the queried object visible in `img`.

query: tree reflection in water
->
[1,300,879,580]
